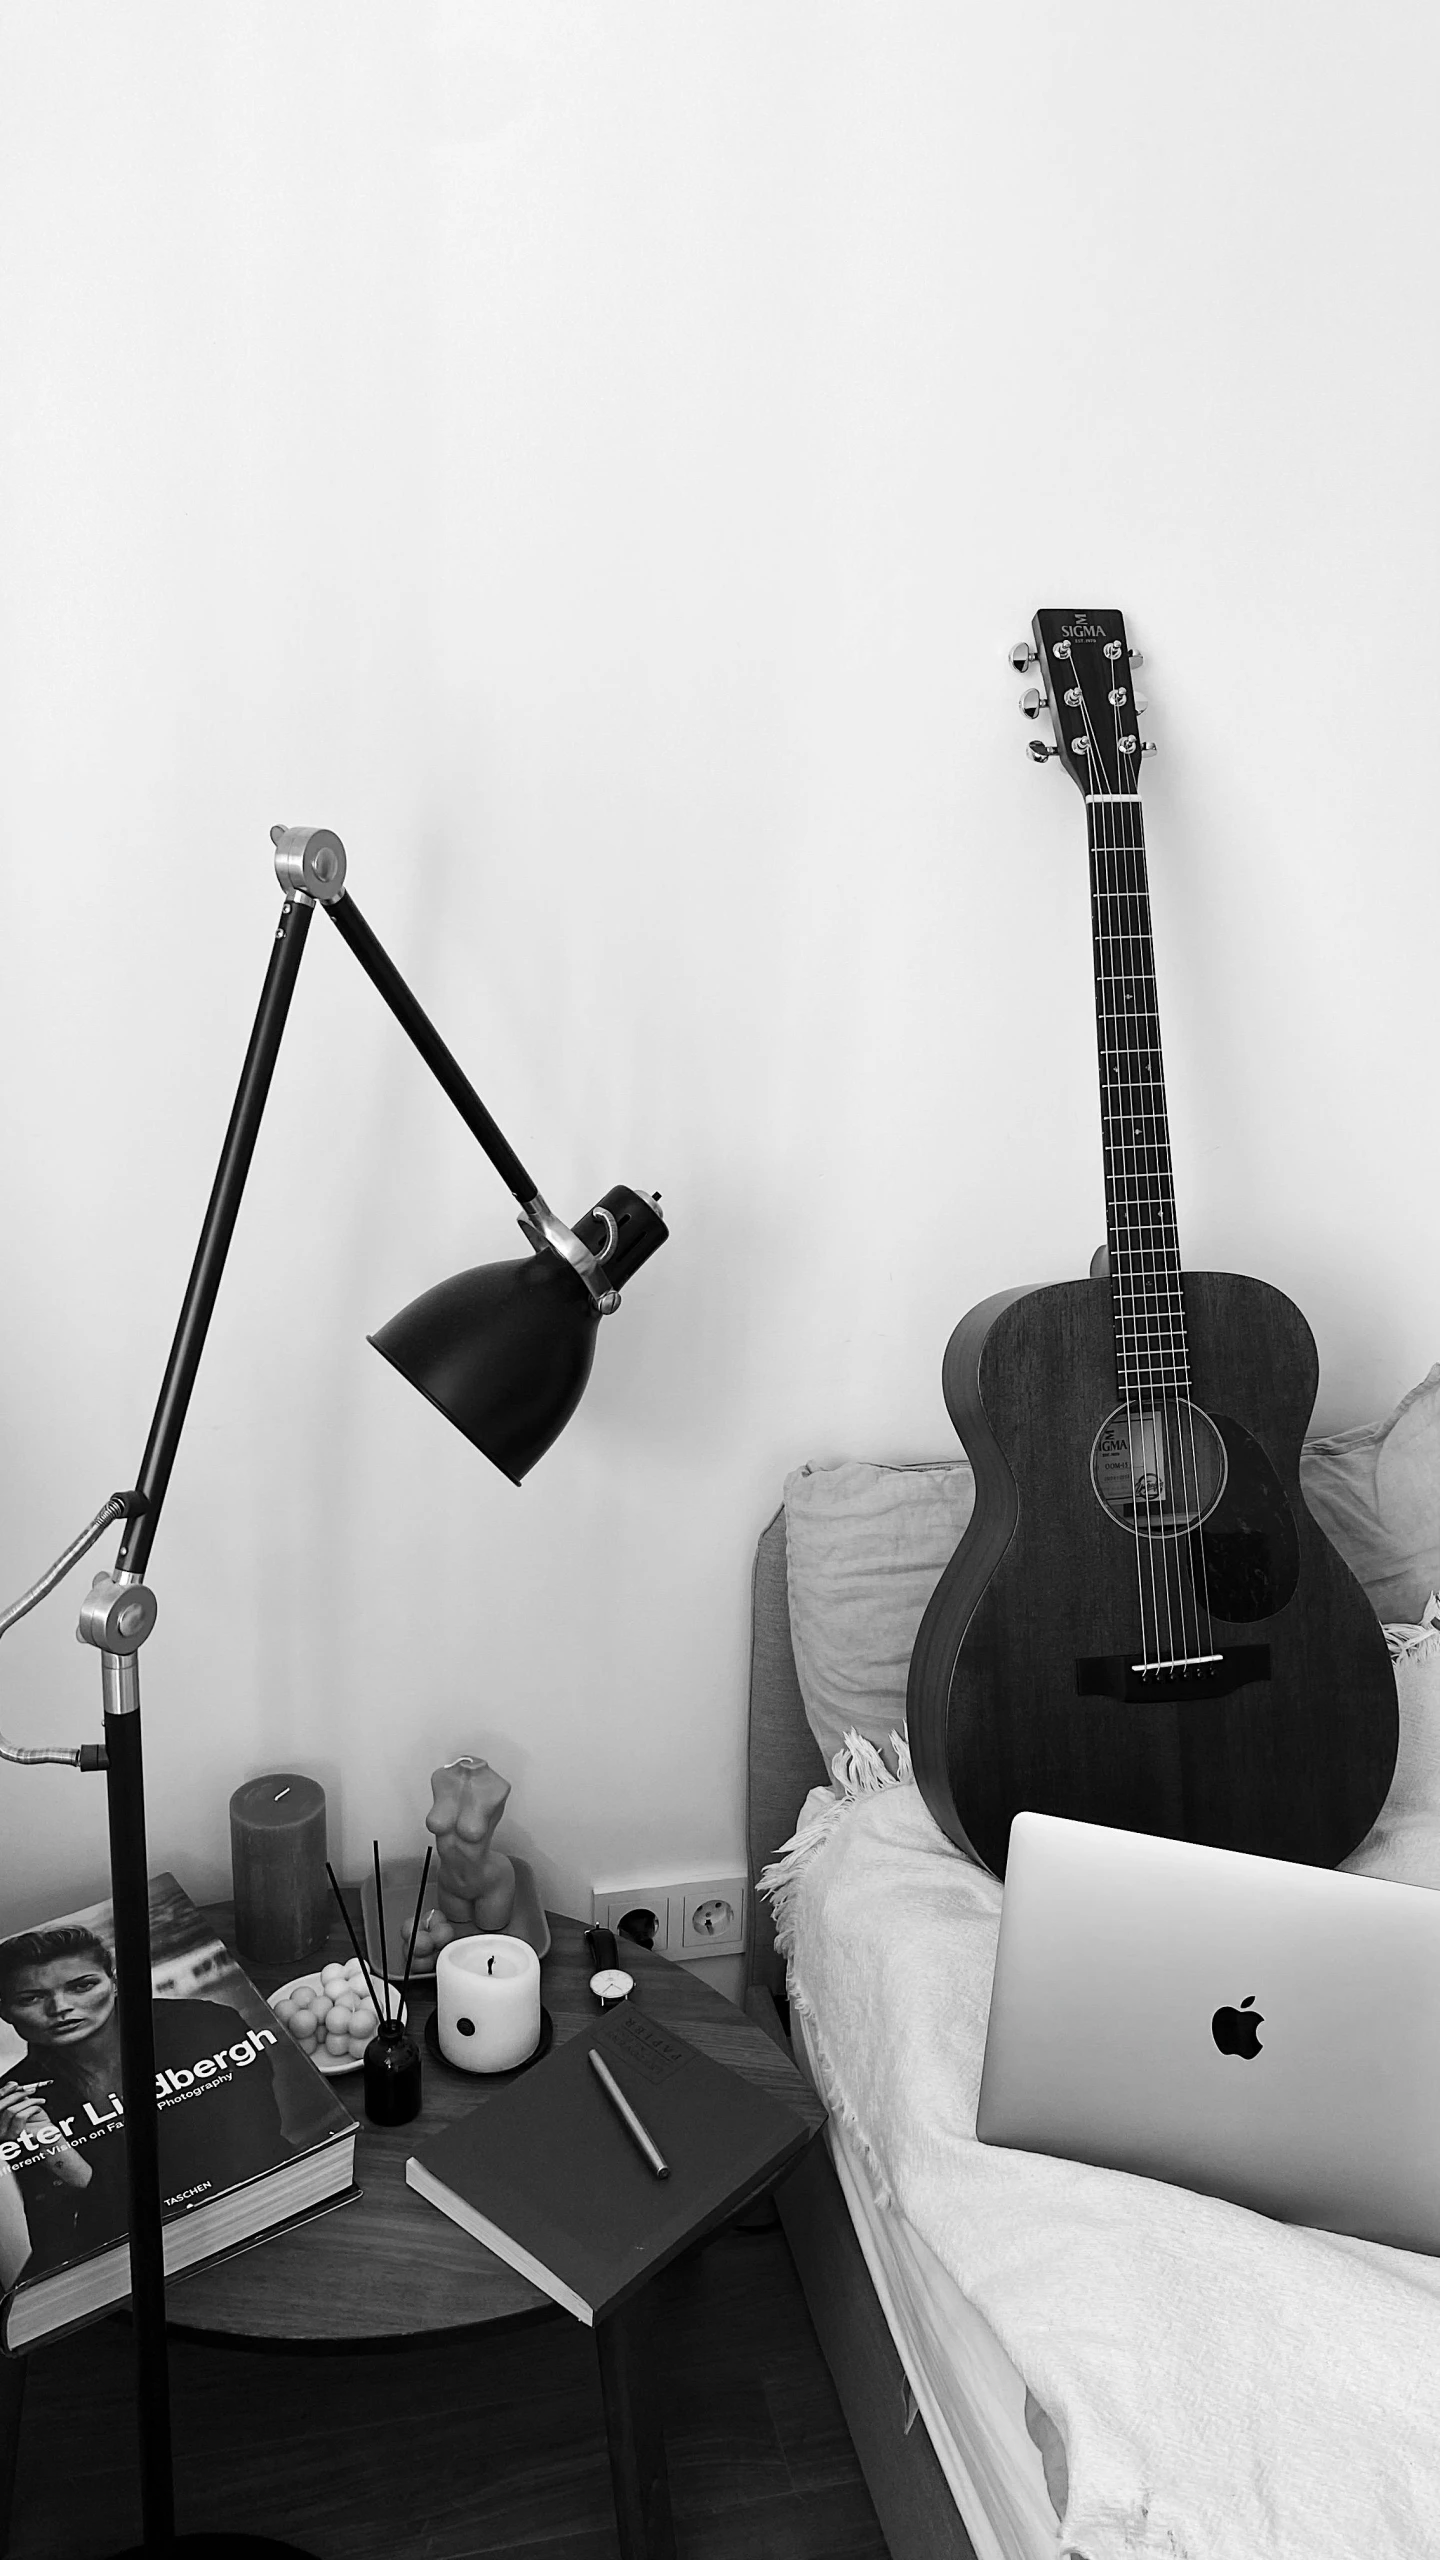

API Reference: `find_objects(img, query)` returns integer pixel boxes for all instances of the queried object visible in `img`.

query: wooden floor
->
[6,2222,890,2559]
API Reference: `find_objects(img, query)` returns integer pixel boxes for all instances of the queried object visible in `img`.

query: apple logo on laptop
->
[1211,1993,1263,2059]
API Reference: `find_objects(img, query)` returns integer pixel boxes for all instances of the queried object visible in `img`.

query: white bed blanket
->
[765,1750,1440,2560]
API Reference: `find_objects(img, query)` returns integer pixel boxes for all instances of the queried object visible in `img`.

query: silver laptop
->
[976,1811,1440,2251]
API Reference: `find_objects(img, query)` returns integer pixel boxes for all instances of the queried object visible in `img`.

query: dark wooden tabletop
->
[167,1903,824,2349]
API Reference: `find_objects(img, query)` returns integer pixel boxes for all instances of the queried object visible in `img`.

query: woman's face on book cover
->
[0,1957,118,2049]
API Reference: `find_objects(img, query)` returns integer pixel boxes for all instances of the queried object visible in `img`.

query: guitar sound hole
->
[1089,1400,1227,1539]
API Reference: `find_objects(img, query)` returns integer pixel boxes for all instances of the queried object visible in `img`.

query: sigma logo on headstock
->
[1059,617,1109,645]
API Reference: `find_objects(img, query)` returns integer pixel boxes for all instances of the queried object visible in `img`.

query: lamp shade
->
[369,1249,600,1484]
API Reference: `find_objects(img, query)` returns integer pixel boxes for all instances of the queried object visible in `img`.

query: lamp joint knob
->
[272,827,348,904]
[76,1574,158,1657]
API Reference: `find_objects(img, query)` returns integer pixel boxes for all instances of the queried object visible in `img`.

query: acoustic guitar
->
[906,608,1397,1879]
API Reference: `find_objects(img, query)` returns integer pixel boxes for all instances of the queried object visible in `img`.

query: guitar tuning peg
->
[1018,686,1048,720]
[1027,738,1057,763]
[1134,694,1149,715]
[1010,641,1039,673]
[1129,650,1144,668]
[1141,739,1157,757]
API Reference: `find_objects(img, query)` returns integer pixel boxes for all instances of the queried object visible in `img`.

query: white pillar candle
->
[435,1933,541,2073]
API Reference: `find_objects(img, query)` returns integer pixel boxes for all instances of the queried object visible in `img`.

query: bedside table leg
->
[0,2352,26,2556]
[594,2285,676,2560]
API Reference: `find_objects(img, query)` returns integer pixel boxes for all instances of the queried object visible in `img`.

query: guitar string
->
[1102,755,1177,1664]
[1110,703,1216,1662]
[1114,770,1200,1664]
[1143,738,1218,1666]
[1094,670,1163,1633]
[1095,661,1201,1669]
[1082,665,1165,1665]
[1071,645,1166,1666]
[1106,670,1215,1668]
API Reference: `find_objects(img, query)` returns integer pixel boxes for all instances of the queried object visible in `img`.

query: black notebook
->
[405,2003,812,2324]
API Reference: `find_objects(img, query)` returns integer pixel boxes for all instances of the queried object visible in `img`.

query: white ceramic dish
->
[269,1970,407,2076]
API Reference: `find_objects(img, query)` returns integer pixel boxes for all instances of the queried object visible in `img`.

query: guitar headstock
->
[1013,609,1150,796]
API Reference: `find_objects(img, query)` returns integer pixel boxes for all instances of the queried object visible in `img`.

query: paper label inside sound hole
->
[1090,1401,1227,1536]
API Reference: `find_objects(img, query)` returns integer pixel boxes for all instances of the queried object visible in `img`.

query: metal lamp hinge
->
[519,1195,621,1315]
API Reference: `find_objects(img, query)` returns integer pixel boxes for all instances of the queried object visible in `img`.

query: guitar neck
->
[1088,793,1189,1403]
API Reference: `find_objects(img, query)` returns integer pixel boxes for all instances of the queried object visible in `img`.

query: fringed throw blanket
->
[761,1716,1440,2560]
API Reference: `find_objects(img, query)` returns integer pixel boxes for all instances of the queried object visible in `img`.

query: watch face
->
[589,1968,634,2004]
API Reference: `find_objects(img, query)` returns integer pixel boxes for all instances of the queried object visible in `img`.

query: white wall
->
[0,3,1435,1938]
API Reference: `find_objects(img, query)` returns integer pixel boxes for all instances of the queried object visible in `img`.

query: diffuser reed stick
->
[372,1842,394,2024]
[399,1846,433,2017]
[324,1861,388,2026]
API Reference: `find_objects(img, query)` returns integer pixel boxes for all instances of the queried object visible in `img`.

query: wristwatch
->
[584,1924,635,2011]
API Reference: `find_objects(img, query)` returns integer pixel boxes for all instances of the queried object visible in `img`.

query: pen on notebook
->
[589,2048,670,2179]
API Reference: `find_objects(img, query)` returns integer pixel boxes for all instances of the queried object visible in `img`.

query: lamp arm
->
[321,885,540,1205]
[280,830,618,1313]
[114,894,316,1582]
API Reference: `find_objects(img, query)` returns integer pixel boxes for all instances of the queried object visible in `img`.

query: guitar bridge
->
[1074,1646,1272,1704]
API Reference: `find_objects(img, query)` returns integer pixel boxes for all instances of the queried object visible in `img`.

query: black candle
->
[229,1772,327,1966]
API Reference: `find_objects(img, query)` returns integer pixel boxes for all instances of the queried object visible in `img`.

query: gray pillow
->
[1343,1609,1440,1886]
[783,1459,975,1776]
[1300,1365,1440,1624]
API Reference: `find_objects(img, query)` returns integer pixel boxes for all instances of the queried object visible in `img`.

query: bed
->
[744,1502,1048,2560]
[740,1380,1440,2560]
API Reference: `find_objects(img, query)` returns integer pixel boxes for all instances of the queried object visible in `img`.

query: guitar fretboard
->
[1088,796,1189,1401]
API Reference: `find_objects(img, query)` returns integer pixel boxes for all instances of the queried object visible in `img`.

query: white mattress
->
[794,2001,1064,2560]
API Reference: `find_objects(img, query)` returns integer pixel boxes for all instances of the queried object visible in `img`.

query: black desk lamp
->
[0,826,667,2556]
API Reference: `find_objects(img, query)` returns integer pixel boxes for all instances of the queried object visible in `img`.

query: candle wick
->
[274,1787,290,1801]
[487,1956,495,1975]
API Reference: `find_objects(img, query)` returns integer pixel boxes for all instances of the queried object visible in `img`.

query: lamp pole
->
[52,827,667,2555]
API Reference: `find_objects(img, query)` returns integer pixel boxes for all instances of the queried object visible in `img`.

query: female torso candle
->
[229,1773,328,1968]
[436,1934,541,2072]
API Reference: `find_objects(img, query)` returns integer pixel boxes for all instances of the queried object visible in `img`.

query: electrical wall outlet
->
[591,1887,670,1954]
[591,1876,749,1963]
[674,1876,746,1959]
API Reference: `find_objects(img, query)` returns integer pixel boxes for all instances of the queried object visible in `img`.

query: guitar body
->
[907,1269,1398,1877]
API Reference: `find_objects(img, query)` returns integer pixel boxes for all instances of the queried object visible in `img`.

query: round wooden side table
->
[0,1902,823,2560]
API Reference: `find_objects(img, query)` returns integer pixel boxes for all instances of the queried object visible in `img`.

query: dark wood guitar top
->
[167,1901,823,2347]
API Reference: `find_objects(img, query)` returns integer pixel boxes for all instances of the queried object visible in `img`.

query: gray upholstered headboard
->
[745,1506,828,1996]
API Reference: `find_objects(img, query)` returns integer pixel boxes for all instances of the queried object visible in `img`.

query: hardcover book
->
[0,1871,358,2351]
[405,2002,813,2325]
